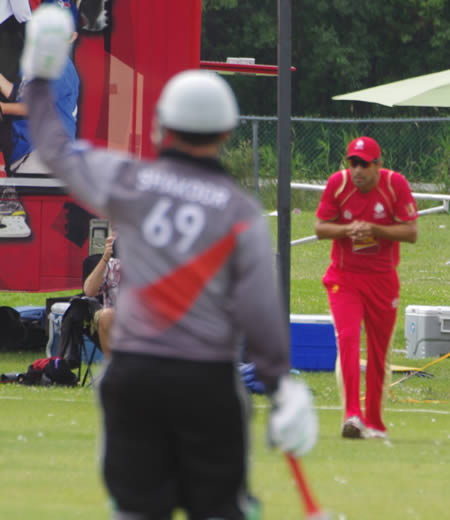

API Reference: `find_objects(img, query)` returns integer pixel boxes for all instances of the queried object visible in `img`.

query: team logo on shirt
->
[374,202,386,219]
[343,210,352,220]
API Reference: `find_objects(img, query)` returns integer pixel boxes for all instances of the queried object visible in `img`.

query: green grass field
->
[0,210,449,519]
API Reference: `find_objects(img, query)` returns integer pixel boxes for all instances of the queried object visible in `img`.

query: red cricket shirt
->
[316,168,418,273]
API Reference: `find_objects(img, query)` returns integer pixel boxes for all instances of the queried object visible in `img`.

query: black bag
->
[0,306,26,351]
[19,318,48,352]
[0,306,47,352]
[1,357,78,386]
[56,297,101,369]
[34,358,79,386]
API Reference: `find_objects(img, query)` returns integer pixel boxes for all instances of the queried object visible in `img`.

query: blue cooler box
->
[46,302,103,363]
[290,314,337,371]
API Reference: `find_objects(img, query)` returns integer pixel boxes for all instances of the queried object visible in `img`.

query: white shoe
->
[363,427,388,440]
[342,416,366,439]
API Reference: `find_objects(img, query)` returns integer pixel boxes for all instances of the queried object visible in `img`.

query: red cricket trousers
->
[323,266,399,431]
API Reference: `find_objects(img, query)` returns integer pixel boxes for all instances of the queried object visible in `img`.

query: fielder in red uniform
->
[315,136,418,439]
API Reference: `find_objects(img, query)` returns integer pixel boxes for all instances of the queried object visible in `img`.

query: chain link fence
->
[225,116,450,192]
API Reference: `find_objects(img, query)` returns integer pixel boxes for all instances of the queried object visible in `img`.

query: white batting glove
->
[269,376,318,457]
[21,5,75,80]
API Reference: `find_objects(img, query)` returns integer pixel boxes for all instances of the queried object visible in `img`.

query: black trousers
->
[99,351,252,520]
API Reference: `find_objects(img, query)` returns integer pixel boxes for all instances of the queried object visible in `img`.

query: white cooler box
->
[405,305,450,359]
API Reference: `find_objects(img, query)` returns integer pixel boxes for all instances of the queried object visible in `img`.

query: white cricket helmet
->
[156,69,239,134]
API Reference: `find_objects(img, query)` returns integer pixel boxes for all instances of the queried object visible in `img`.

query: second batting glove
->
[268,375,319,457]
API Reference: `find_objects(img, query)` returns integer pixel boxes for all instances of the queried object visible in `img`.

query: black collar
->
[160,148,230,177]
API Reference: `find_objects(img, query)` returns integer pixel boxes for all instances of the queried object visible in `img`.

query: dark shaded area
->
[51,202,97,248]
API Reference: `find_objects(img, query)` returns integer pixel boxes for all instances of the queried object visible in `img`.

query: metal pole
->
[252,120,260,194]
[277,0,292,318]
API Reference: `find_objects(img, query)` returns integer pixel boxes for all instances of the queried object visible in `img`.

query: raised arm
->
[23,8,129,219]
[83,236,114,297]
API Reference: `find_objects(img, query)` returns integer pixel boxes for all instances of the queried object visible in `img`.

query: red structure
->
[76,0,202,159]
[0,0,203,292]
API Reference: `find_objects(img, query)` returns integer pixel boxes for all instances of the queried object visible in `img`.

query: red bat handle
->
[285,453,322,516]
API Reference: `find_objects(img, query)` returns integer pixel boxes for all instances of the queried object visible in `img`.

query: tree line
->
[201,0,450,118]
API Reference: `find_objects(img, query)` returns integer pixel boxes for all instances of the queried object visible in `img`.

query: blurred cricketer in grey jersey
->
[23,6,319,519]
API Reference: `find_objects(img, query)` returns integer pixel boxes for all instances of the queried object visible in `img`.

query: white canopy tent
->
[333,69,450,108]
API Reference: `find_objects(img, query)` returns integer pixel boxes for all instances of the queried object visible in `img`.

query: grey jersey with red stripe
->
[26,80,290,387]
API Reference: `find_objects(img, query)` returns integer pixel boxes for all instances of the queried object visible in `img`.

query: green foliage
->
[202,0,450,118]
[431,129,450,190]
[221,139,255,188]
[227,118,450,185]
[203,0,238,9]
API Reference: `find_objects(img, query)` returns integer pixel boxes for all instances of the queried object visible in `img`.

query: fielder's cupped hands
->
[268,376,319,457]
[346,220,374,241]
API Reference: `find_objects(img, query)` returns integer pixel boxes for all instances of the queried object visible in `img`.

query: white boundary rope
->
[1,396,448,414]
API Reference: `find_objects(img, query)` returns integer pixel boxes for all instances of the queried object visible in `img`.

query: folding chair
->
[45,251,108,386]
[78,309,104,387]
[55,296,103,387]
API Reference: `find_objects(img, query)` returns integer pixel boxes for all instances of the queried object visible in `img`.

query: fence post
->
[277,0,292,319]
[252,120,260,194]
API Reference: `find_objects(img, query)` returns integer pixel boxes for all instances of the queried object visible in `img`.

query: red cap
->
[347,137,381,162]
